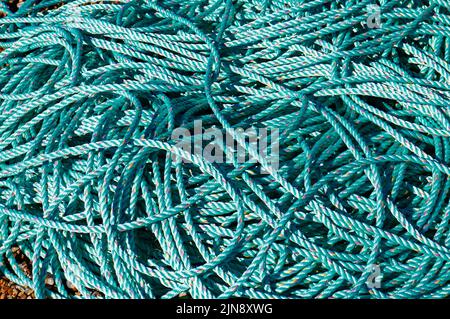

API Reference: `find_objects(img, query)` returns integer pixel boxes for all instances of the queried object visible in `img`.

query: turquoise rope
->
[0,0,449,299]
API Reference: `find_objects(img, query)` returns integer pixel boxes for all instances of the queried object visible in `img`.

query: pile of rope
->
[0,0,449,299]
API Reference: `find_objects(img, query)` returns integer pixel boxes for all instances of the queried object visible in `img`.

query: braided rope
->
[0,0,449,299]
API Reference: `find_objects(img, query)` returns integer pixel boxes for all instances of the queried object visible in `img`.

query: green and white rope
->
[0,0,449,299]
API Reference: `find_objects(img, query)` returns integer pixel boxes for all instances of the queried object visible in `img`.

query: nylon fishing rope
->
[0,0,449,299]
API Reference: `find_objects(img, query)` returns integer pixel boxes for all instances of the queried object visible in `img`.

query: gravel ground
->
[0,246,35,299]
[0,277,34,299]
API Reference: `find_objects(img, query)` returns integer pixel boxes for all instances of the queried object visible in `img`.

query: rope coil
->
[0,0,449,298]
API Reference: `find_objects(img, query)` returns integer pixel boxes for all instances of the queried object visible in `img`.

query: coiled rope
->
[0,0,449,299]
